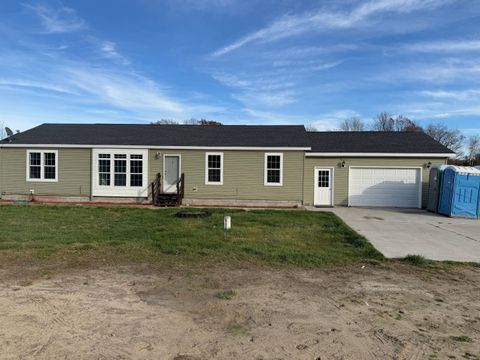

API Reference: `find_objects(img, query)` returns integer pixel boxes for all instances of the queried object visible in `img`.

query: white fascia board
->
[0,144,311,151]
[305,152,455,158]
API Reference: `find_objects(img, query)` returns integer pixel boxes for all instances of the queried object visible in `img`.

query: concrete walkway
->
[308,206,480,262]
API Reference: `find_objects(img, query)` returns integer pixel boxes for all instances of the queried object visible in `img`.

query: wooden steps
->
[151,172,185,207]
[154,193,180,207]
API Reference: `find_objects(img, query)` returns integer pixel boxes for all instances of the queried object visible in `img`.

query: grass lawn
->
[0,204,383,267]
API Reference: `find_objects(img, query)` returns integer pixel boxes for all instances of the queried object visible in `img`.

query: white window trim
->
[26,149,58,182]
[205,152,224,185]
[91,149,149,197]
[264,152,283,186]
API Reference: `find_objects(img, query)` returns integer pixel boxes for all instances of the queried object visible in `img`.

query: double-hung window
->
[130,155,143,187]
[27,150,58,182]
[264,153,283,186]
[114,154,127,186]
[98,154,111,186]
[205,152,223,185]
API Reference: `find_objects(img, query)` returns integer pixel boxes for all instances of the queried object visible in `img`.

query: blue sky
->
[0,0,480,136]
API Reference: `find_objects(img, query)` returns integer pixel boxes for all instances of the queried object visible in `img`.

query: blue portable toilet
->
[438,166,480,218]
[427,164,448,213]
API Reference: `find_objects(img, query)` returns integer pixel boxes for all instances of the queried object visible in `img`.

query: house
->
[0,123,455,208]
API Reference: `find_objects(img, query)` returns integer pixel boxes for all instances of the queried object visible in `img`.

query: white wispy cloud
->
[310,110,363,130]
[99,41,121,58]
[212,72,297,107]
[421,89,480,101]
[61,65,185,115]
[25,3,87,33]
[94,40,130,65]
[211,0,452,57]
[407,60,480,82]
[0,78,76,94]
[242,108,363,129]
[404,39,480,52]
[242,108,306,125]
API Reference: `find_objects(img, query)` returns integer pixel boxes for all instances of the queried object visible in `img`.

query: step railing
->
[176,173,185,206]
[151,172,161,206]
[151,172,184,207]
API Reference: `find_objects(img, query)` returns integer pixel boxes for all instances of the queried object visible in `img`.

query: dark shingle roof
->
[307,131,454,154]
[1,123,454,154]
[0,123,309,148]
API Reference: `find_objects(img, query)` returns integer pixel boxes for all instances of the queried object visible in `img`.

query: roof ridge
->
[308,131,425,134]
[40,123,305,127]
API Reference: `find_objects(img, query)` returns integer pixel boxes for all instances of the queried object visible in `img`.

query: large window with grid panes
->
[92,149,148,197]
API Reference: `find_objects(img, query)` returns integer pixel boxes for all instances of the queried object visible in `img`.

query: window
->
[130,154,143,187]
[318,170,330,188]
[98,154,111,186]
[205,152,223,185]
[29,152,41,179]
[27,150,58,182]
[264,153,283,186]
[114,154,127,186]
[93,150,147,196]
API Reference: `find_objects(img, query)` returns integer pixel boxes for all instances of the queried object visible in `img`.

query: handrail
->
[176,173,185,206]
[151,172,161,206]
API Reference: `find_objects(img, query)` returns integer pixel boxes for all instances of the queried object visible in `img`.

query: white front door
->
[163,155,180,193]
[314,168,333,206]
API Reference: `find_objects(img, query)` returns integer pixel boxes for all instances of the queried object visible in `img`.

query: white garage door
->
[349,167,421,208]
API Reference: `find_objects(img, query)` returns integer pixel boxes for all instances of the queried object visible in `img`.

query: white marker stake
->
[224,216,231,230]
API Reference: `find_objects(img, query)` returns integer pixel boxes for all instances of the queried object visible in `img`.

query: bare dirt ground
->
[0,263,479,360]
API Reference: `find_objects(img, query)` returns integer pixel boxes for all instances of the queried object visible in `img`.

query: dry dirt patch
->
[0,264,479,359]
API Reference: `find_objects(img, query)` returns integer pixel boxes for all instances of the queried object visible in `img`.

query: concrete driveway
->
[309,207,480,262]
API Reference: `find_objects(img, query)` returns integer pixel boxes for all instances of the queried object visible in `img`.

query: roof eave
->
[305,152,455,158]
[0,143,311,151]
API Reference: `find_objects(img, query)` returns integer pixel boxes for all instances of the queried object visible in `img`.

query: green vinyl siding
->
[148,149,304,202]
[0,148,91,197]
[1,147,450,207]
[303,157,449,207]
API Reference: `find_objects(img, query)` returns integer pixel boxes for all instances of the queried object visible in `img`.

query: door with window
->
[163,155,180,193]
[314,168,333,206]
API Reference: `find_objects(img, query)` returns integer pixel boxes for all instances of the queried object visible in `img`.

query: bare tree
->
[339,117,365,131]
[151,118,223,125]
[372,113,422,132]
[424,124,466,157]
[468,135,480,165]
[305,124,317,132]
[151,119,180,125]
[197,119,223,126]
[371,112,395,131]
[182,118,200,125]
[394,116,422,132]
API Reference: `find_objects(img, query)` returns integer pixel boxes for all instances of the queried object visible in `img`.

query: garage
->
[348,167,422,208]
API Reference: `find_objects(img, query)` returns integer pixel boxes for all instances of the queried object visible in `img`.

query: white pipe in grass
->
[224,216,231,230]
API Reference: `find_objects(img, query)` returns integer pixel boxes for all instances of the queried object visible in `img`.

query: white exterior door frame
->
[163,154,181,193]
[314,167,334,206]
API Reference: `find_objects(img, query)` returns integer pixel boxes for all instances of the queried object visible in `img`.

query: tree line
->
[336,113,479,165]
[151,118,223,126]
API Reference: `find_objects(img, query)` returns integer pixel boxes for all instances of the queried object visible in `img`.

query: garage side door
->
[349,167,421,208]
